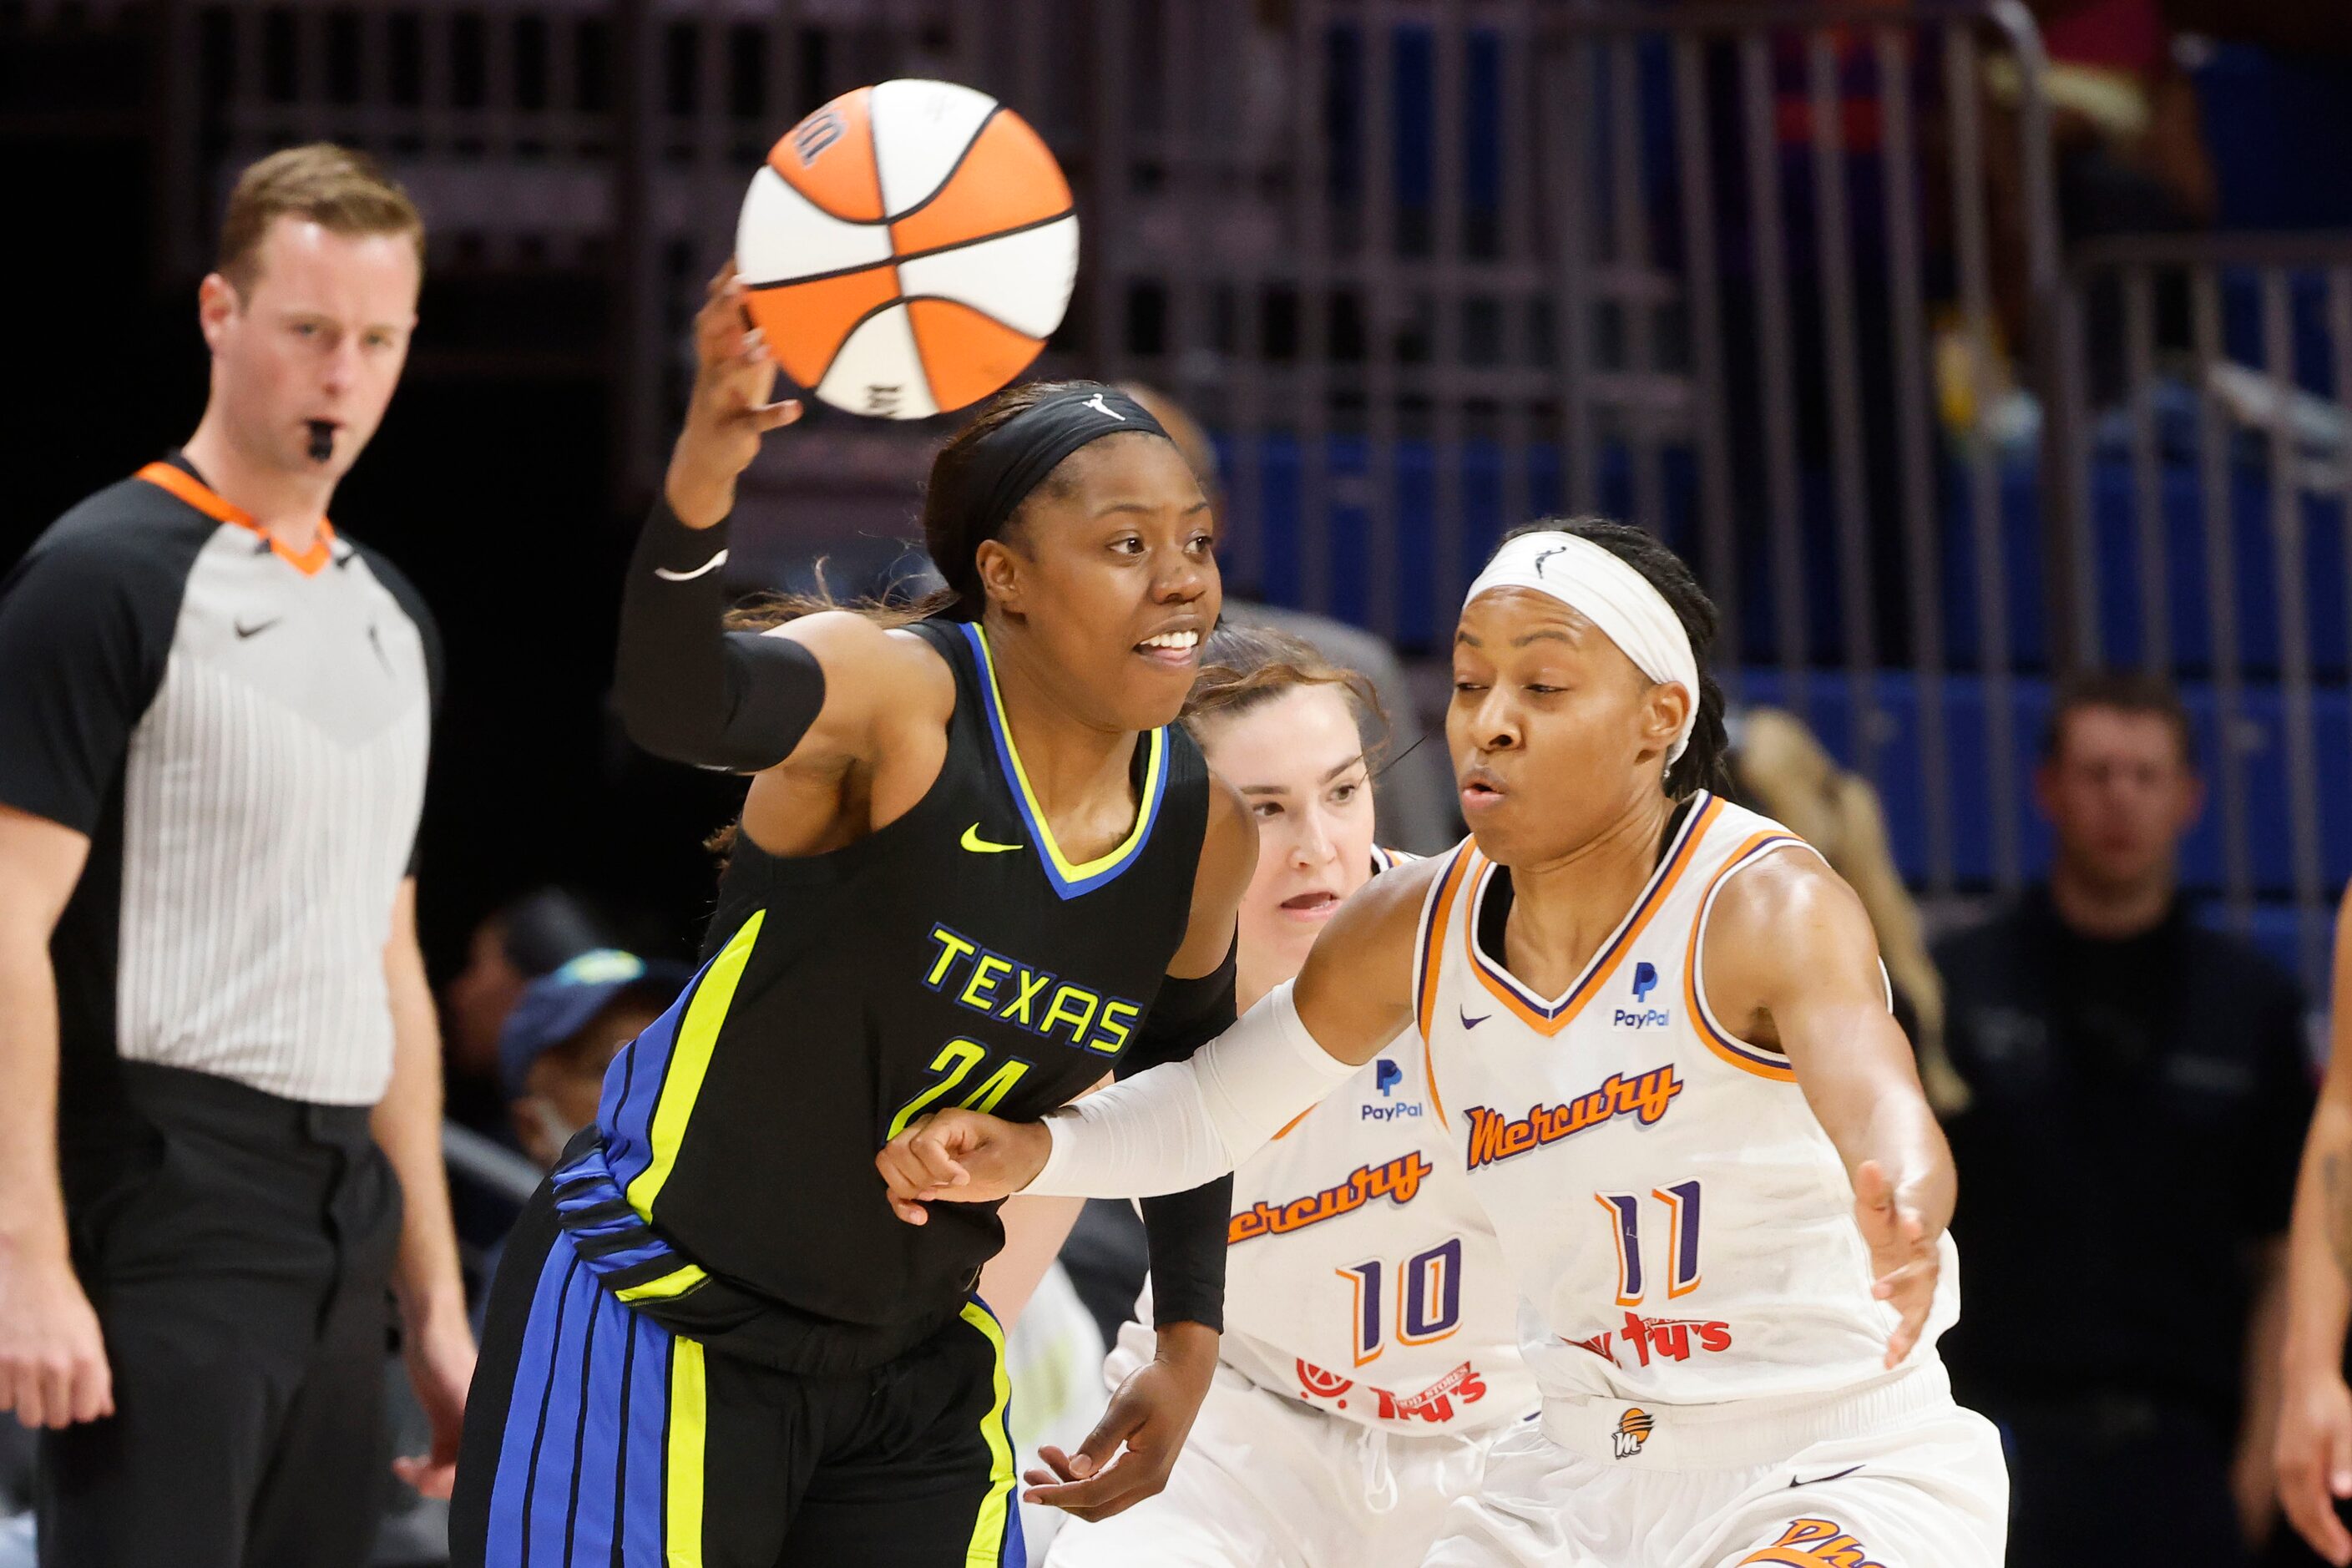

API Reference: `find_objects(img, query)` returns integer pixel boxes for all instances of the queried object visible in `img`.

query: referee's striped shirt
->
[0,455,438,1109]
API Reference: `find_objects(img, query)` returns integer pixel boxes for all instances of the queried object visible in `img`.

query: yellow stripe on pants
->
[665,1335,708,1566]
[959,1302,1018,1568]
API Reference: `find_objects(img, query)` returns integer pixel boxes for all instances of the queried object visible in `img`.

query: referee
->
[0,145,472,1565]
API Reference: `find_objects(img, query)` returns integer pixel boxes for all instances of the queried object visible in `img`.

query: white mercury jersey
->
[1188,849,1535,1436]
[1411,793,1960,1419]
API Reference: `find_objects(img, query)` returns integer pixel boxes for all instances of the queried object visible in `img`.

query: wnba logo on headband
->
[961,383,1169,546]
[1464,531,1700,762]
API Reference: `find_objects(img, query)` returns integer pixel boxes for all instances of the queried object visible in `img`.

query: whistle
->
[306,421,335,463]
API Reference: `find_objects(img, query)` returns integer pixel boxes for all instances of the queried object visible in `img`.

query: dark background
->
[4,19,742,977]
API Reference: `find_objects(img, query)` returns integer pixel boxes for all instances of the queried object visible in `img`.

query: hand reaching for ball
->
[664,264,804,529]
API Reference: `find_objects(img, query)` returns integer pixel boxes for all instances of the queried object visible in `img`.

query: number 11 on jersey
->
[1596,1179,1703,1306]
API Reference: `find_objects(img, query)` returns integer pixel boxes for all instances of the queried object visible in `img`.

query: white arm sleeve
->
[1024,980,1358,1199]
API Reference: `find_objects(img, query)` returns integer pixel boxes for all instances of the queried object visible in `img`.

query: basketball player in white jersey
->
[1044,625,1534,1568]
[881,520,2008,1567]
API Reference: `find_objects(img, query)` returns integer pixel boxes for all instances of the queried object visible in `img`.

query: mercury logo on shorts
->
[1611,1406,1654,1459]
[1736,1519,1888,1568]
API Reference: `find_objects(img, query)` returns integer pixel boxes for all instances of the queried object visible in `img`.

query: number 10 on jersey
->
[1338,1238,1464,1367]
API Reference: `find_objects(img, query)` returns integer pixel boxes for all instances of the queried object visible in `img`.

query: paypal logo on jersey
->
[1363,1057,1424,1121]
[1615,961,1671,1029]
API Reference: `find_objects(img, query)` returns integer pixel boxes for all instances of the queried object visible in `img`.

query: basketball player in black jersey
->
[447,271,1254,1566]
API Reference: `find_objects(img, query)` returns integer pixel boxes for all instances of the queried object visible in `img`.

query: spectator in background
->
[1973,0,2216,406]
[0,144,472,1563]
[2026,0,2218,232]
[2275,878,2352,1565]
[495,948,689,1172]
[439,887,609,1141]
[463,948,690,1345]
[1935,671,2309,1566]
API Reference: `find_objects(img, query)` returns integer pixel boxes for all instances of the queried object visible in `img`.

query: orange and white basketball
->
[736,79,1078,420]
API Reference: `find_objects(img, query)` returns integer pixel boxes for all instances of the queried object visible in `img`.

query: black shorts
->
[449,1187,1023,1568]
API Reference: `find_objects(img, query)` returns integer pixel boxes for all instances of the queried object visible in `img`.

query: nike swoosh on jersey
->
[235,617,281,639]
[653,549,729,583]
[960,824,1023,854]
[1460,1007,1489,1029]
[1788,1464,1864,1489]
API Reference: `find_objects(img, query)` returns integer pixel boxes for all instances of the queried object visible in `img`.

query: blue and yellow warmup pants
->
[448,1188,1024,1567]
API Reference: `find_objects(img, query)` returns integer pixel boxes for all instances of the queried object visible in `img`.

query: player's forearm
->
[1029,982,1356,1200]
[0,928,70,1256]
[1138,1180,1233,1332]
[2283,1096,2352,1379]
[2242,1240,2292,1478]
[1151,1318,1221,1385]
[614,498,827,771]
[1850,1085,1957,1238]
[373,904,466,1328]
[1124,943,1238,1329]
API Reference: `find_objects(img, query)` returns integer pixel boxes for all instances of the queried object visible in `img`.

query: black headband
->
[961,383,1171,547]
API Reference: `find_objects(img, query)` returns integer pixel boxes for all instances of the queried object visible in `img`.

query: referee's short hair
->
[216,143,425,293]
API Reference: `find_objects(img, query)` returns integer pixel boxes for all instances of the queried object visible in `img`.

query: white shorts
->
[1047,1353,1505,1568]
[1425,1365,2008,1568]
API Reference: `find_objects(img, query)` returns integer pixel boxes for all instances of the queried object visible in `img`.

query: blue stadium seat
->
[2194,44,2352,232]
[1945,451,2349,679]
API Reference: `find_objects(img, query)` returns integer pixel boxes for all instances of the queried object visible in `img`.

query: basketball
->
[736,79,1078,421]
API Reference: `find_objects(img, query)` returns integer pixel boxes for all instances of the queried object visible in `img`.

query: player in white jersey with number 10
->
[883,519,2009,1568]
[1044,625,1534,1568]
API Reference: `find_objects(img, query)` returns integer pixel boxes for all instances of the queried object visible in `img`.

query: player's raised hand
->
[664,263,804,528]
[1854,1159,1937,1368]
[874,1110,1053,1224]
[2278,1368,2352,1565]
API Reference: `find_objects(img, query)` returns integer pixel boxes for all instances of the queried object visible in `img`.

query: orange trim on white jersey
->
[1411,847,1476,1129]
[1682,830,1812,1082]
[1462,795,1725,1039]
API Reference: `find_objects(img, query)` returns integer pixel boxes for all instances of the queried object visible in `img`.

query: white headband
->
[1463,531,1700,762]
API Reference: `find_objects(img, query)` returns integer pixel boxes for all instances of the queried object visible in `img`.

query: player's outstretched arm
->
[874,854,1435,1217]
[1113,772,1258,1330]
[615,265,951,777]
[2279,883,2352,1565]
[1702,850,1955,1370]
